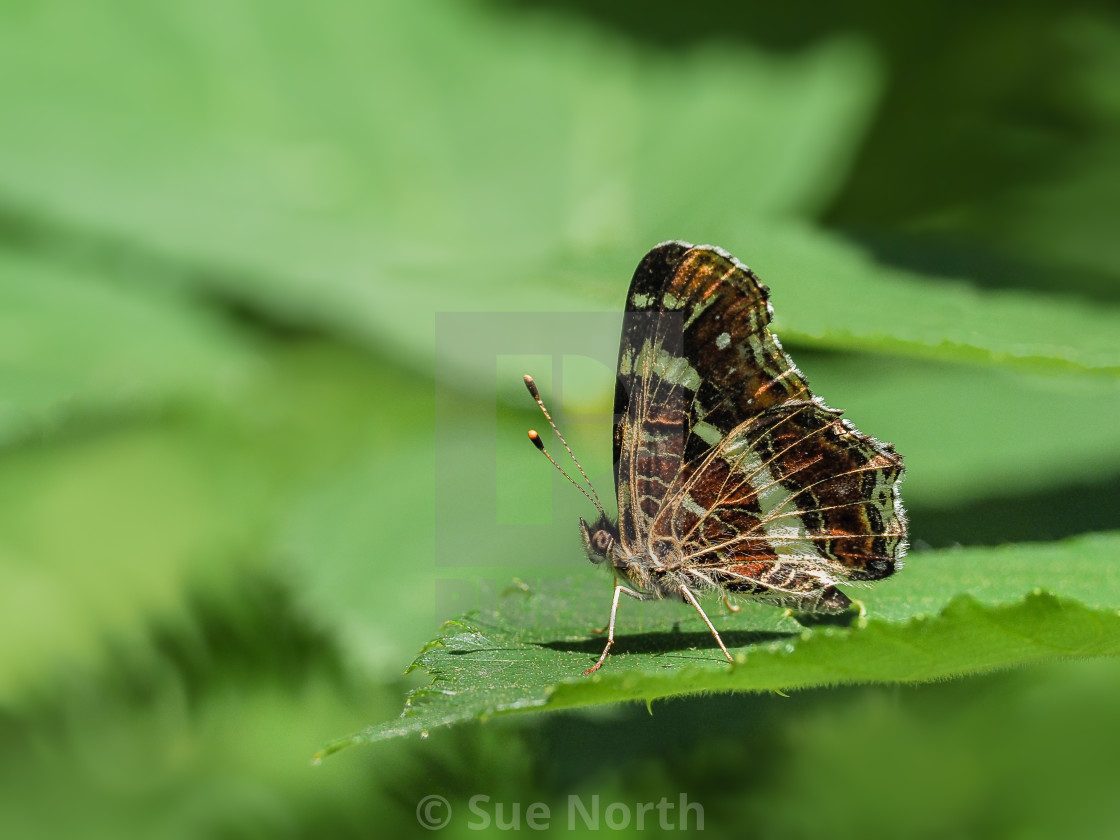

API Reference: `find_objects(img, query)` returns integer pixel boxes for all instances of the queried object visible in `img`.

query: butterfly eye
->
[591,530,613,554]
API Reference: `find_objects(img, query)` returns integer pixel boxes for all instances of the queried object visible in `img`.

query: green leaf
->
[2,5,1117,379]
[0,668,416,838]
[0,419,270,702]
[877,14,1120,287]
[729,223,1120,374]
[0,247,255,446]
[318,532,1120,756]
[0,340,429,703]
[0,2,864,367]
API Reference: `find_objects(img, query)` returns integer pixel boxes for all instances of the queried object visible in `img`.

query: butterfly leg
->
[584,579,644,675]
[680,584,734,664]
[722,594,741,614]
[589,576,624,634]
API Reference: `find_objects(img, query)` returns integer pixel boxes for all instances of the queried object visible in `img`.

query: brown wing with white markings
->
[616,243,906,611]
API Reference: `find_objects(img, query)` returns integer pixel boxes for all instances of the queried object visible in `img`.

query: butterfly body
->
[579,513,688,601]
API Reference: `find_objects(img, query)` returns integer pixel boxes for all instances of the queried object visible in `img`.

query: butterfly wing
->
[615,242,906,611]
[658,400,906,610]
[613,243,684,549]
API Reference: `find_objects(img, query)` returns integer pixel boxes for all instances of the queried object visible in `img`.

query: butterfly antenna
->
[523,374,606,517]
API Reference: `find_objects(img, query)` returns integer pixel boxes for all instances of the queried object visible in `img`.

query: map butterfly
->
[526,241,907,673]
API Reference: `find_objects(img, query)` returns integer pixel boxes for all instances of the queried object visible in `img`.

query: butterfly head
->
[579,515,618,565]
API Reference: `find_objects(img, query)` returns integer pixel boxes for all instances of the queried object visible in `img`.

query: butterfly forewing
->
[614,244,808,546]
[612,243,693,550]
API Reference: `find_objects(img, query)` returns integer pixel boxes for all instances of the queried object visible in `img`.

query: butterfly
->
[526,241,907,674]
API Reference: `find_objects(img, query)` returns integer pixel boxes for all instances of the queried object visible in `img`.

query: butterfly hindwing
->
[657,400,906,607]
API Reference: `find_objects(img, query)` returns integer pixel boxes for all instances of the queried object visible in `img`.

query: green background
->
[2,2,1119,838]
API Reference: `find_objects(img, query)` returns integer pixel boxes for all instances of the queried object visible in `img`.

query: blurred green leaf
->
[2,5,1116,383]
[0,421,275,703]
[0,671,416,840]
[319,531,1120,754]
[276,442,438,677]
[0,420,273,702]
[737,223,1120,373]
[0,339,429,704]
[0,2,873,365]
[0,247,255,446]
[852,13,1120,288]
